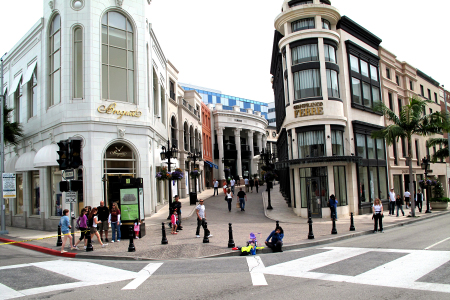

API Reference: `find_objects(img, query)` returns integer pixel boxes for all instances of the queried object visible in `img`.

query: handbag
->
[225,195,228,201]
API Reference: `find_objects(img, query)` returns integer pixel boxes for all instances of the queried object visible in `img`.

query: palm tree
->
[426,122,450,163]
[3,104,23,145]
[371,97,446,217]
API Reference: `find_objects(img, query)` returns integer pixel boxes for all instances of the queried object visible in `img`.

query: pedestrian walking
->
[89,207,108,247]
[416,189,423,213]
[329,194,338,220]
[395,194,404,217]
[388,188,396,215]
[237,188,247,211]
[59,209,76,253]
[109,202,121,242]
[255,178,259,193]
[372,198,384,233]
[230,178,235,194]
[171,210,178,235]
[97,201,110,242]
[134,219,141,239]
[249,178,254,193]
[265,226,284,252]
[74,208,88,250]
[173,195,182,230]
[244,177,249,192]
[213,178,219,196]
[223,182,227,195]
[404,190,411,209]
[195,199,212,238]
[225,188,233,212]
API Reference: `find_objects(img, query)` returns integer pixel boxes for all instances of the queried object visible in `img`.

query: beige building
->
[379,47,447,198]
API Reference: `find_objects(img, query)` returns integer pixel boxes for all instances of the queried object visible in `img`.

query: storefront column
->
[248,130,254,175]
[217,127,225,181]
[256,132,262,152]
[291,130,298,159]
[235,128,242,179]
[262,135,267,151]
[325,125,332,156]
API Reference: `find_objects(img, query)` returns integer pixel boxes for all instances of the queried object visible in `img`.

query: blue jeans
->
[214,187,218,195]
[231,186,235,194]
[111,222,121,241]
[239,198,245,210]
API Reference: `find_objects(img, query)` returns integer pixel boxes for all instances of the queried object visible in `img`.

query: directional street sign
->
[65,191,77,203]
[63,169,75,180]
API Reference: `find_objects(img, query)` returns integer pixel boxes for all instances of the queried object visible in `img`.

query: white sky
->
[1,0,448,103]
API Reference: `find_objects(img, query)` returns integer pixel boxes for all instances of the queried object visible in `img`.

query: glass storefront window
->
[333,166,347,206]
[51,167,63,216]
[16,173,24,215]
[358,166,369,203]
[31,171,40,215]
[369,166,379,202]
[300,167,328,209]
[297,130,325,158]
[378,167,387,200]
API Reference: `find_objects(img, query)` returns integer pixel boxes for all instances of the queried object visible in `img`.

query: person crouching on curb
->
[60,209,76,253]
[265,226,284,252]
[372,198,384,233]
[171,209,178,234]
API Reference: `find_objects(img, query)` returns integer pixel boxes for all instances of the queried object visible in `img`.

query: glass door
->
[306,177,322,218]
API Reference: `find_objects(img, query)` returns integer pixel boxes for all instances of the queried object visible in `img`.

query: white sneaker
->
[208,234,213,238]
[196,235,201,238]
[84,246,87,249]
[111,240,114,243]
[102,244,108,248]
[117,240,120,242]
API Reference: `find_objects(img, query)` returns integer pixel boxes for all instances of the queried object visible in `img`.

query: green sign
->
[121,204,139,221]
[120,188,138,205]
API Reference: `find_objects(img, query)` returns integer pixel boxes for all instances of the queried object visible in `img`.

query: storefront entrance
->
[300,167,328,218]
[306,177,323,218]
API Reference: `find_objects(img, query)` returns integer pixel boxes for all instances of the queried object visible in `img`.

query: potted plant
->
[171,168,184,181]
[430,181,449,210]
[155,167,171,181]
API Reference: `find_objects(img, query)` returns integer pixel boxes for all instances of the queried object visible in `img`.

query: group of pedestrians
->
[388,188,424,217]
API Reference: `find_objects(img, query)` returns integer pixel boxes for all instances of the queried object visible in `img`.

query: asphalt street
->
[0,214,448,300]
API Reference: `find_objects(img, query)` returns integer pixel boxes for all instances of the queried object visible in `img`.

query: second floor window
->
[291,44,318,65]
[326,69,339,98]
[293,69,322,100]
[324,44,336,63]
[331,130,344,156]
[322,19,331,30]
[298,130,325,158]
[292,18,315,32]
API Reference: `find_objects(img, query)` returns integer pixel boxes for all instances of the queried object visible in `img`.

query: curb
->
[0,237,76,258]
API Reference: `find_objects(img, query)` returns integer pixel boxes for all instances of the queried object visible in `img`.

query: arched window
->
[74,27,83,98]
[101,11,135,103]
[49,14,61,106]
[184,122,189,151]
[171,116,177,148]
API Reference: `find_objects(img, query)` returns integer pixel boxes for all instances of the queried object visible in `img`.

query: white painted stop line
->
[122,263,163,290]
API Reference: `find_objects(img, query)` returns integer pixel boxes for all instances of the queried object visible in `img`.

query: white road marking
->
[425,237,450,250]
[246,256,268,286]
[262,247,450,293]
[122,263,163,290]
[0,283,24,300]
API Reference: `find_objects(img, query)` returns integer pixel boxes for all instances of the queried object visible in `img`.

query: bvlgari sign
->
[294,102,324,118]
[97,103,142,119]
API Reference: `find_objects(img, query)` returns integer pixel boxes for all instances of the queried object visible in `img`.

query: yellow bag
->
[236,202,240,208]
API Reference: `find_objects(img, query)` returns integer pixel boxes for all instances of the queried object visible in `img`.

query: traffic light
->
[71,180,83,192]
[57,140,69,170]
[59,181,70,192]
[69,139,82,168]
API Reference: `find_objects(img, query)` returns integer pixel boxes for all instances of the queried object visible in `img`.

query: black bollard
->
[161,222,168,244]
[203,221,210,243]
[86,229,93,252]
[331,217,337,234]
[227,223,235,248]
[307,207,314,239]
[128,226,136,252]
[56,225,62,246]
[349,212,355,231]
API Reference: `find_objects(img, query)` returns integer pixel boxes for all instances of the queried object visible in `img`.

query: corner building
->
[272,0,388,218]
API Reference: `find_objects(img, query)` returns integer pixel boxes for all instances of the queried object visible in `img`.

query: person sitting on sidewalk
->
[265,226,284,253]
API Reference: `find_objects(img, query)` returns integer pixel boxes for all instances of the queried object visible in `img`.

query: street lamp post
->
[421,157,432,213]
[188,151,202,200]
[160,140,178,220]
[260,148,274,210]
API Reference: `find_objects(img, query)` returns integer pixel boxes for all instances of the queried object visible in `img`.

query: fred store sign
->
[294,102,324,118]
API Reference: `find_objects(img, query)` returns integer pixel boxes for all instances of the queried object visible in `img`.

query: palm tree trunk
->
[408,136,415,217]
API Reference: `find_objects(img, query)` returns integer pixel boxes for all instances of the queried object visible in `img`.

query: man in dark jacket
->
[172,195,182,230]
[97,201,110,242]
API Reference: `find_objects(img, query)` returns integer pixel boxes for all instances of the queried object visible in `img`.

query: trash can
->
[190,192,197,205]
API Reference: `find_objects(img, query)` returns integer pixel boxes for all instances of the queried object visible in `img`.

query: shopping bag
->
[236,202,241,208]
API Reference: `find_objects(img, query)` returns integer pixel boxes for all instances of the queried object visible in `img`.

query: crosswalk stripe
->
[246,256,268,286]
[0,283,24,300]
[122,263,163,290]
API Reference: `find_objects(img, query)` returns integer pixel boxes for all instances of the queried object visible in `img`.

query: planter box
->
[430,202,449,210]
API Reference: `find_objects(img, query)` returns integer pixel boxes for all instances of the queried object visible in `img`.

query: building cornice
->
[278,28,340,50]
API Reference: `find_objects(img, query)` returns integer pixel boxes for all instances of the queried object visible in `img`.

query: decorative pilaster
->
[256,132,262,154]
[217,127,225,180]
[248,130,254,175]
[234,128,242,179]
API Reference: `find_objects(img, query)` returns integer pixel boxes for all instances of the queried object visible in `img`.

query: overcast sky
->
[1,0,448,103]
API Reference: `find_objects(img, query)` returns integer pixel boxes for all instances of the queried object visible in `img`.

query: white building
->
[2,0,169,230]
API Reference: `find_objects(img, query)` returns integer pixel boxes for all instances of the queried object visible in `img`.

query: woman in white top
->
[88,207,107,247]
[226,188,233,212]
[372,198,384,233]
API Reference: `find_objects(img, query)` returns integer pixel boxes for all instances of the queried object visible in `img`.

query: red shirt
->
[110,209,121,222]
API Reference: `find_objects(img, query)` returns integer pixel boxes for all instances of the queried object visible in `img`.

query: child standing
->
[134,219,140,239]
[171,210,178,234]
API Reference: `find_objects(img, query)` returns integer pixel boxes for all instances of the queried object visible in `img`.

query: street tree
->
[3,104,23,145]
[371,97,446,217]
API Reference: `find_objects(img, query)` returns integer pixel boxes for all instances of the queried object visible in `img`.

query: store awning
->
[4,155,19,173]
[34,143,59,168]
[205,160,218,169]
[2,85,6,95]
[8,73,22,96]
[15,151,37,172]
[21,61,37,86]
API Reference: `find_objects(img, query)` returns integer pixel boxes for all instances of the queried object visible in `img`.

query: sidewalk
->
[1,184,448,260]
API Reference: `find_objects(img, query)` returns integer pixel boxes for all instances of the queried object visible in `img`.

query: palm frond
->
[373,101,400,125]
[371,124,405,146]
[426,138,448,148]
[431,148,449,163]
